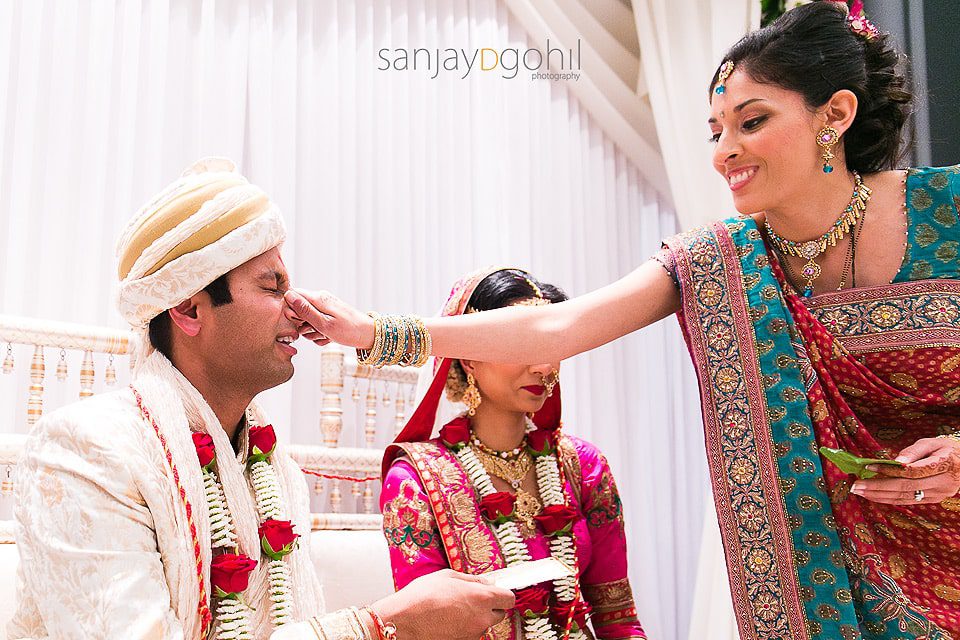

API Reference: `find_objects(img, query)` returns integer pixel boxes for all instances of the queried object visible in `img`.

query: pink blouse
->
[380,435,646,639]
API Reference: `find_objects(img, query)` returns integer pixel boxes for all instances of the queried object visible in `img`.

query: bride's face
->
[468,359,560,415]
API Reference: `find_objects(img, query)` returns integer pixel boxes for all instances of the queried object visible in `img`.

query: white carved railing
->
[0,316,422,525]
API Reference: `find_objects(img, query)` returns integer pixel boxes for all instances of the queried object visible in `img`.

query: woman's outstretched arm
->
[284,258,681,364]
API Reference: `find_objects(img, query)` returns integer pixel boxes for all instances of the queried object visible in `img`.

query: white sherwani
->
[8,353,363,640]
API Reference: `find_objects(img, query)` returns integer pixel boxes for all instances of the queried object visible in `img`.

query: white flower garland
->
[250,459,294,626]
[203,468,237,549]
[456,418,588,640]
[201,428,294,637]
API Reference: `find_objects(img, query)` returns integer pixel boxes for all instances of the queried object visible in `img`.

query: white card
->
[484,557,574,591]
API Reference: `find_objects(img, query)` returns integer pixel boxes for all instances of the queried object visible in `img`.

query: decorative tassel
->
[1,466,13,496]
[362,485,374,514]
[79,350,95,398]
[329,480,342,514]
[3,344,13,374]
[56,349,68,381]
[27,345,45,426]
[105,355,117,386]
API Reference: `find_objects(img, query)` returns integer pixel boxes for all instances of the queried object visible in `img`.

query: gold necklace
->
[765,171,871,297]
[471,445,542,537]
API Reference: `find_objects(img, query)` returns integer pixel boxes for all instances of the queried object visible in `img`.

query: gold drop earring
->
[463,373,482,416]
[817,126,839,174]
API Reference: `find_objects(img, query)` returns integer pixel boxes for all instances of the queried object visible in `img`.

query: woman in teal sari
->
[287,3,960,638]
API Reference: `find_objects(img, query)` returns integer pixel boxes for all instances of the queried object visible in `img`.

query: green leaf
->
[818,447,902,479]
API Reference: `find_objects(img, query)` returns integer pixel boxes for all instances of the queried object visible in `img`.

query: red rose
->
[551,600,592,631]
[479,491,517,524]
[259,519,299,560]
[439,417,471,451]
[210,553,258,596]
[526,429,558,457]
[192,432,216,469]
[514,585,551,618]
[534,504,578,536]
[248,424,277,460]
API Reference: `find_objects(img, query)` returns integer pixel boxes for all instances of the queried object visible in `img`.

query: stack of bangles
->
[356,314,431,368]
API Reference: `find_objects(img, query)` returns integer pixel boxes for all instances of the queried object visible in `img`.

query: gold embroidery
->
[558,437,582,503]
[853,523,873,544]
[484,614,517,640]
[836,384,867,398]
[940,497,960,511]
[934,584,960,603]
[449,490,479,526]
[582,578,635,612]
[382,478,439,566]
[888,554,907,579]
[436,457,463,486]
[460,525,494,567]
[942,353,960,373]
[889,372,919,391]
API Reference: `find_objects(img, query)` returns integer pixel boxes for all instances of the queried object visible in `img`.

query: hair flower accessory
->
[846,0,879,39]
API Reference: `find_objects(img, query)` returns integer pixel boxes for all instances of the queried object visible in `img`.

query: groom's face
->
[200,247,301,394]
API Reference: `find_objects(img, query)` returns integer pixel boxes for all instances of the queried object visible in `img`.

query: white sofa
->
[0,527,394,632]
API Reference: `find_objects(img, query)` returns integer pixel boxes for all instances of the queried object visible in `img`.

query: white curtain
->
[633,0,760,229]
[0,1,707,638]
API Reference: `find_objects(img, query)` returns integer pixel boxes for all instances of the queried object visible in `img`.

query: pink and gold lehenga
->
[657,166,960,639]
[379,269,647,640]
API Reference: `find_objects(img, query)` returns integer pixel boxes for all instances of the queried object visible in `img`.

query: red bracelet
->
[364,606,398,640]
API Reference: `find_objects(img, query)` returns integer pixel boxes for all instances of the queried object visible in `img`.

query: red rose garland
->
[444,415,591,639]
[478,491,517,525]
[192,432,216,469]
[515,585,552,618]
[535,505,579,537]
[191,422,297,635]
[259,518,300,560]
[439,417,471,451]
[211,554,258,598]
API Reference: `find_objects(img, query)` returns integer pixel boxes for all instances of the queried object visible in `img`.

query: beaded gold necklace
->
[765,172,871,297]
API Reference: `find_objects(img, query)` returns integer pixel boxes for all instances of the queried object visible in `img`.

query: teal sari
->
[662,166,960,639]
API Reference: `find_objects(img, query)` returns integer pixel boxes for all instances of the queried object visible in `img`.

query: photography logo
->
[377,39,582,81]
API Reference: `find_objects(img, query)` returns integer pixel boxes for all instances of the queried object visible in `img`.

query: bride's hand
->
[283,289,375,349]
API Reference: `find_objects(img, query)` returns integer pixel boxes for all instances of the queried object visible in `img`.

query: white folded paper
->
[484,557,574,591]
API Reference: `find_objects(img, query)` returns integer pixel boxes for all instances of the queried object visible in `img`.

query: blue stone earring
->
[714,60,735,95]
[817,126,839,174]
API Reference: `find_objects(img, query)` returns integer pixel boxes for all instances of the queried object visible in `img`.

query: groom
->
[9,158,513,640]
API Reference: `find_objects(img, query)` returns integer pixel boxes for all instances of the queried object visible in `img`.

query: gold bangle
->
[398,316,420,367]
[937,433,960,444]
[308,616,330,640]
[348,606,370,640]
[359,314,432,369]
[413,317,431,367]
[357,314,384,366]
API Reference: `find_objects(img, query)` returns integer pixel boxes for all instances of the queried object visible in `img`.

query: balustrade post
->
[27,346,45,425]
[319,347,344,447]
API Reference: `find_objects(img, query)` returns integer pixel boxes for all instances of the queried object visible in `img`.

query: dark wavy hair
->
[446,269,568,400]
[709,2,913,173]
[148,274,233,359]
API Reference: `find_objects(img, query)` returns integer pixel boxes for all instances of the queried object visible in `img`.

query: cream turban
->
[116,158,286,329]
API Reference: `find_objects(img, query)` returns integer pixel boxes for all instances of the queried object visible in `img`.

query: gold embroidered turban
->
[115,158,286,329]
